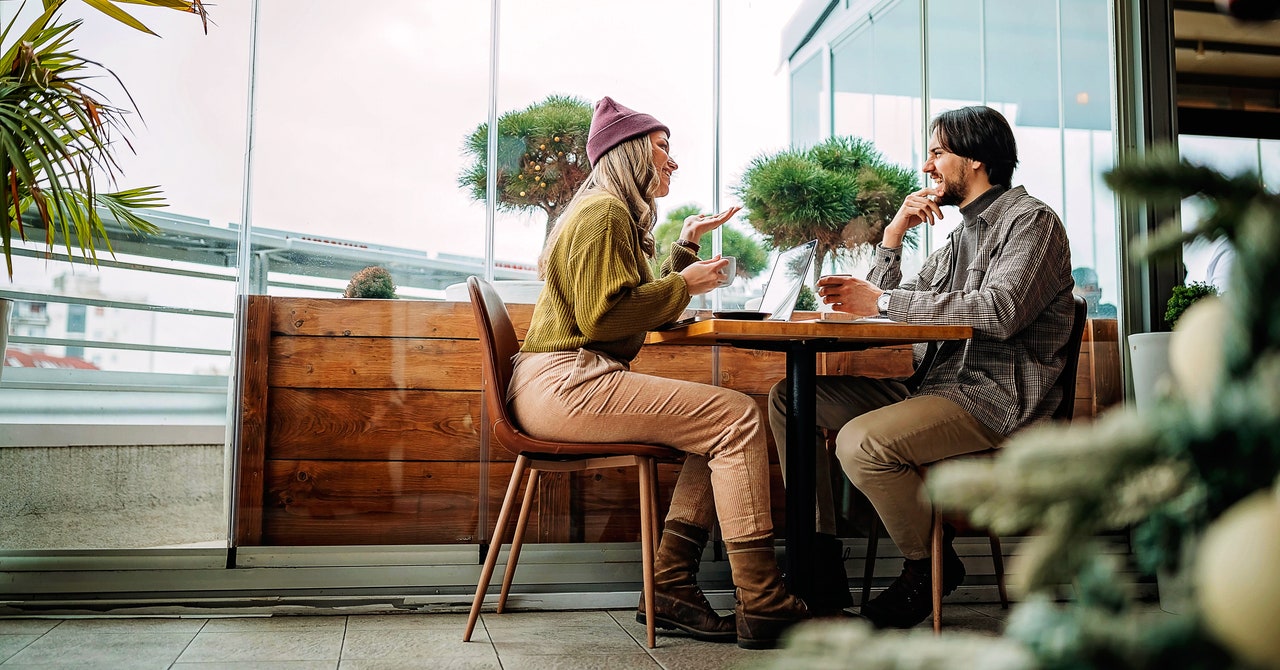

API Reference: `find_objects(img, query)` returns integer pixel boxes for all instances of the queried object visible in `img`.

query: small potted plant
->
[1128,280,1220,411]
[343,266,398,299]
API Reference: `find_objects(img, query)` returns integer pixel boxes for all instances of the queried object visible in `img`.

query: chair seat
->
[495,420,681,461]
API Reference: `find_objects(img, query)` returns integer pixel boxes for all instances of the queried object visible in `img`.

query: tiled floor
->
[0,605,1011,669]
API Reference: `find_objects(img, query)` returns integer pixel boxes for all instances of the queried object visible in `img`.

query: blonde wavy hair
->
[538,134,662,275]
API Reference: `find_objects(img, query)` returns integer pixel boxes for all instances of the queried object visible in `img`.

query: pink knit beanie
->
[586,96,670,167]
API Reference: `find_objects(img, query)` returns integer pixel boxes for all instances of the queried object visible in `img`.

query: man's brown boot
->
[725,536,811,649]
[636,520,736,642]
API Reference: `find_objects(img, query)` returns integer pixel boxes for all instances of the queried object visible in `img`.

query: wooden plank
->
[822,345,915,378]
[269,297,537,340]
[261,460,512,546]
[537,471,572,543]
[268,337,481,390]
[1088,319,1122,416]
[718,347,787,394]
[234,295,272,546]
[630,346,715,384]
[267,388,484,461]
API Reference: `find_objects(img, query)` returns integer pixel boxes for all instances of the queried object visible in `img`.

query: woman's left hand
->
[680,205,741,244]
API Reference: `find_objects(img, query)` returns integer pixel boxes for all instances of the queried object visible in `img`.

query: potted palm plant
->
[0,0,208,377]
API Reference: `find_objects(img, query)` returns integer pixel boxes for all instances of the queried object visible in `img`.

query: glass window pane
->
[1,2,249,550]
[791,52,824,148]
[249,2,492,299]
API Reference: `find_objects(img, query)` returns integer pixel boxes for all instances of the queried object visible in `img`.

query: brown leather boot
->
[636,520,736,642]
[725,536,811,649]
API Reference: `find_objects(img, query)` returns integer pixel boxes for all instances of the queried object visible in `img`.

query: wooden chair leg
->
[988,533,1009,609]
[638,457,657,649]
[931,510,944,635]
[497,468,540,614]
[464,455,529,642]
[861,515,881,606]
[649,459,660,553]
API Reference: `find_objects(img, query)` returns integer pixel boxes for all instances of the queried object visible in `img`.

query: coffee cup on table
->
[716,256,737,288]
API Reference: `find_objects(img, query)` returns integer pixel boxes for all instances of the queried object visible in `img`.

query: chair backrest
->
[467,277,524,450]
[1050,294,1089,421]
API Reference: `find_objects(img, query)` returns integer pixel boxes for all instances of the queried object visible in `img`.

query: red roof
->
[3,350,99,369]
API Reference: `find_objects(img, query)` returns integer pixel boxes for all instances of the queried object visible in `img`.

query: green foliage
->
[650,204,769,277]
[343,266,397,299]
[458,95,593,241]
[1,1,210,281]
[795,284,817,311]
[733,136,918,280]
[1165,281,1218,328]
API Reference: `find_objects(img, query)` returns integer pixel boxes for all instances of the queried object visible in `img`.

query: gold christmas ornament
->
[534,165,541,171]
[1169,297,1227,409]
[519,191,526,197]
[539,144,546,150]
[1195,487,1280,669]
[554,136,561,142]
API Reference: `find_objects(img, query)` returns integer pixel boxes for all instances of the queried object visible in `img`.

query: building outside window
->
[786,0,1119,311]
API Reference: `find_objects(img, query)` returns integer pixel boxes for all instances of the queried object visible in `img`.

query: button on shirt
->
[870,186,1076,436]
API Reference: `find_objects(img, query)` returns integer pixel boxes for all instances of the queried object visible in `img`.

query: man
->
[768,106,1075,628]
[1072,266,1118,317]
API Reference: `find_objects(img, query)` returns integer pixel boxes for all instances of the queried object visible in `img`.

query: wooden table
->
[646,318,973,602]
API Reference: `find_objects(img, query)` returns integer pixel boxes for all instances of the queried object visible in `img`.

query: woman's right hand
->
[681,256,730,296]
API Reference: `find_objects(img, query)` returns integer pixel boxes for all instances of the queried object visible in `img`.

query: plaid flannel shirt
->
[869,186,1076,436]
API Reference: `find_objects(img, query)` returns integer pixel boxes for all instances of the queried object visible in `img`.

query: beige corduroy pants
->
[509,348,774,541]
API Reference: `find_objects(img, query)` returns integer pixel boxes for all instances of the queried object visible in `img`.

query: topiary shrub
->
[1165,280,1217,328]
[344,266,397,299]
[795,284,817,312]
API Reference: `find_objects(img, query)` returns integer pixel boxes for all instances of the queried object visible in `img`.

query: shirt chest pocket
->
[963,267,986,291]
[964,246,999,291]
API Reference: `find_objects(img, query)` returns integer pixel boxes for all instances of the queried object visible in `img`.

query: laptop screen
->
[758,240,817,321]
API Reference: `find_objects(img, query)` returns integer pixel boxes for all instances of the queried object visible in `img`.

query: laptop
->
[663,239,817,327]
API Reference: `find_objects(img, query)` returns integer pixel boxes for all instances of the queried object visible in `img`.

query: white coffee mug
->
[717,256,737,288]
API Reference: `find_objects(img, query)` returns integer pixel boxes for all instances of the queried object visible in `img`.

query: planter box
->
[233,297,913,547]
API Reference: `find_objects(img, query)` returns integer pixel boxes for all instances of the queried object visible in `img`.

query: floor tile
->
[607,609,778,670]
[198,616,347,633]
[965,603,1013,621]
[0,636,39,664]
[493,654,660,669]
[340,659,499,670]
[341,628,498,662]
[346,613,479,634]
[55,618,208,633]
[1,631,195,669]
[172,662,336,670]
[479,610,616,630]
[0,621,59,635]
[177,630,343,663]
[483,612,641,656]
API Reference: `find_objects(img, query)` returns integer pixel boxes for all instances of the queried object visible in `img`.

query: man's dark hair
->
[929,106,1019,188]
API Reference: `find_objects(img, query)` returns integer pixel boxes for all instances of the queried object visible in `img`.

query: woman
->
[508,96,809,650]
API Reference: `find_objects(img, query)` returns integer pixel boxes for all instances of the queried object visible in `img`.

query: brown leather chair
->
[461,276,684,649]
[860,294,1088,633]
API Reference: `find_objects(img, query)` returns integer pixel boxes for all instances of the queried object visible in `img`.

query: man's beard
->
[936,168,968,207]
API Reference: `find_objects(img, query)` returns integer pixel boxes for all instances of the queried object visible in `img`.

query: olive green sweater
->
[521,193,697,363]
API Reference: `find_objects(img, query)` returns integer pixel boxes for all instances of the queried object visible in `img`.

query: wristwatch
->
[876,291,891,317]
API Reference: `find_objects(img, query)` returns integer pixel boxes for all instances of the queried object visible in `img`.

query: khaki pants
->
[509,349,773,541]
[768,377,1002,559]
